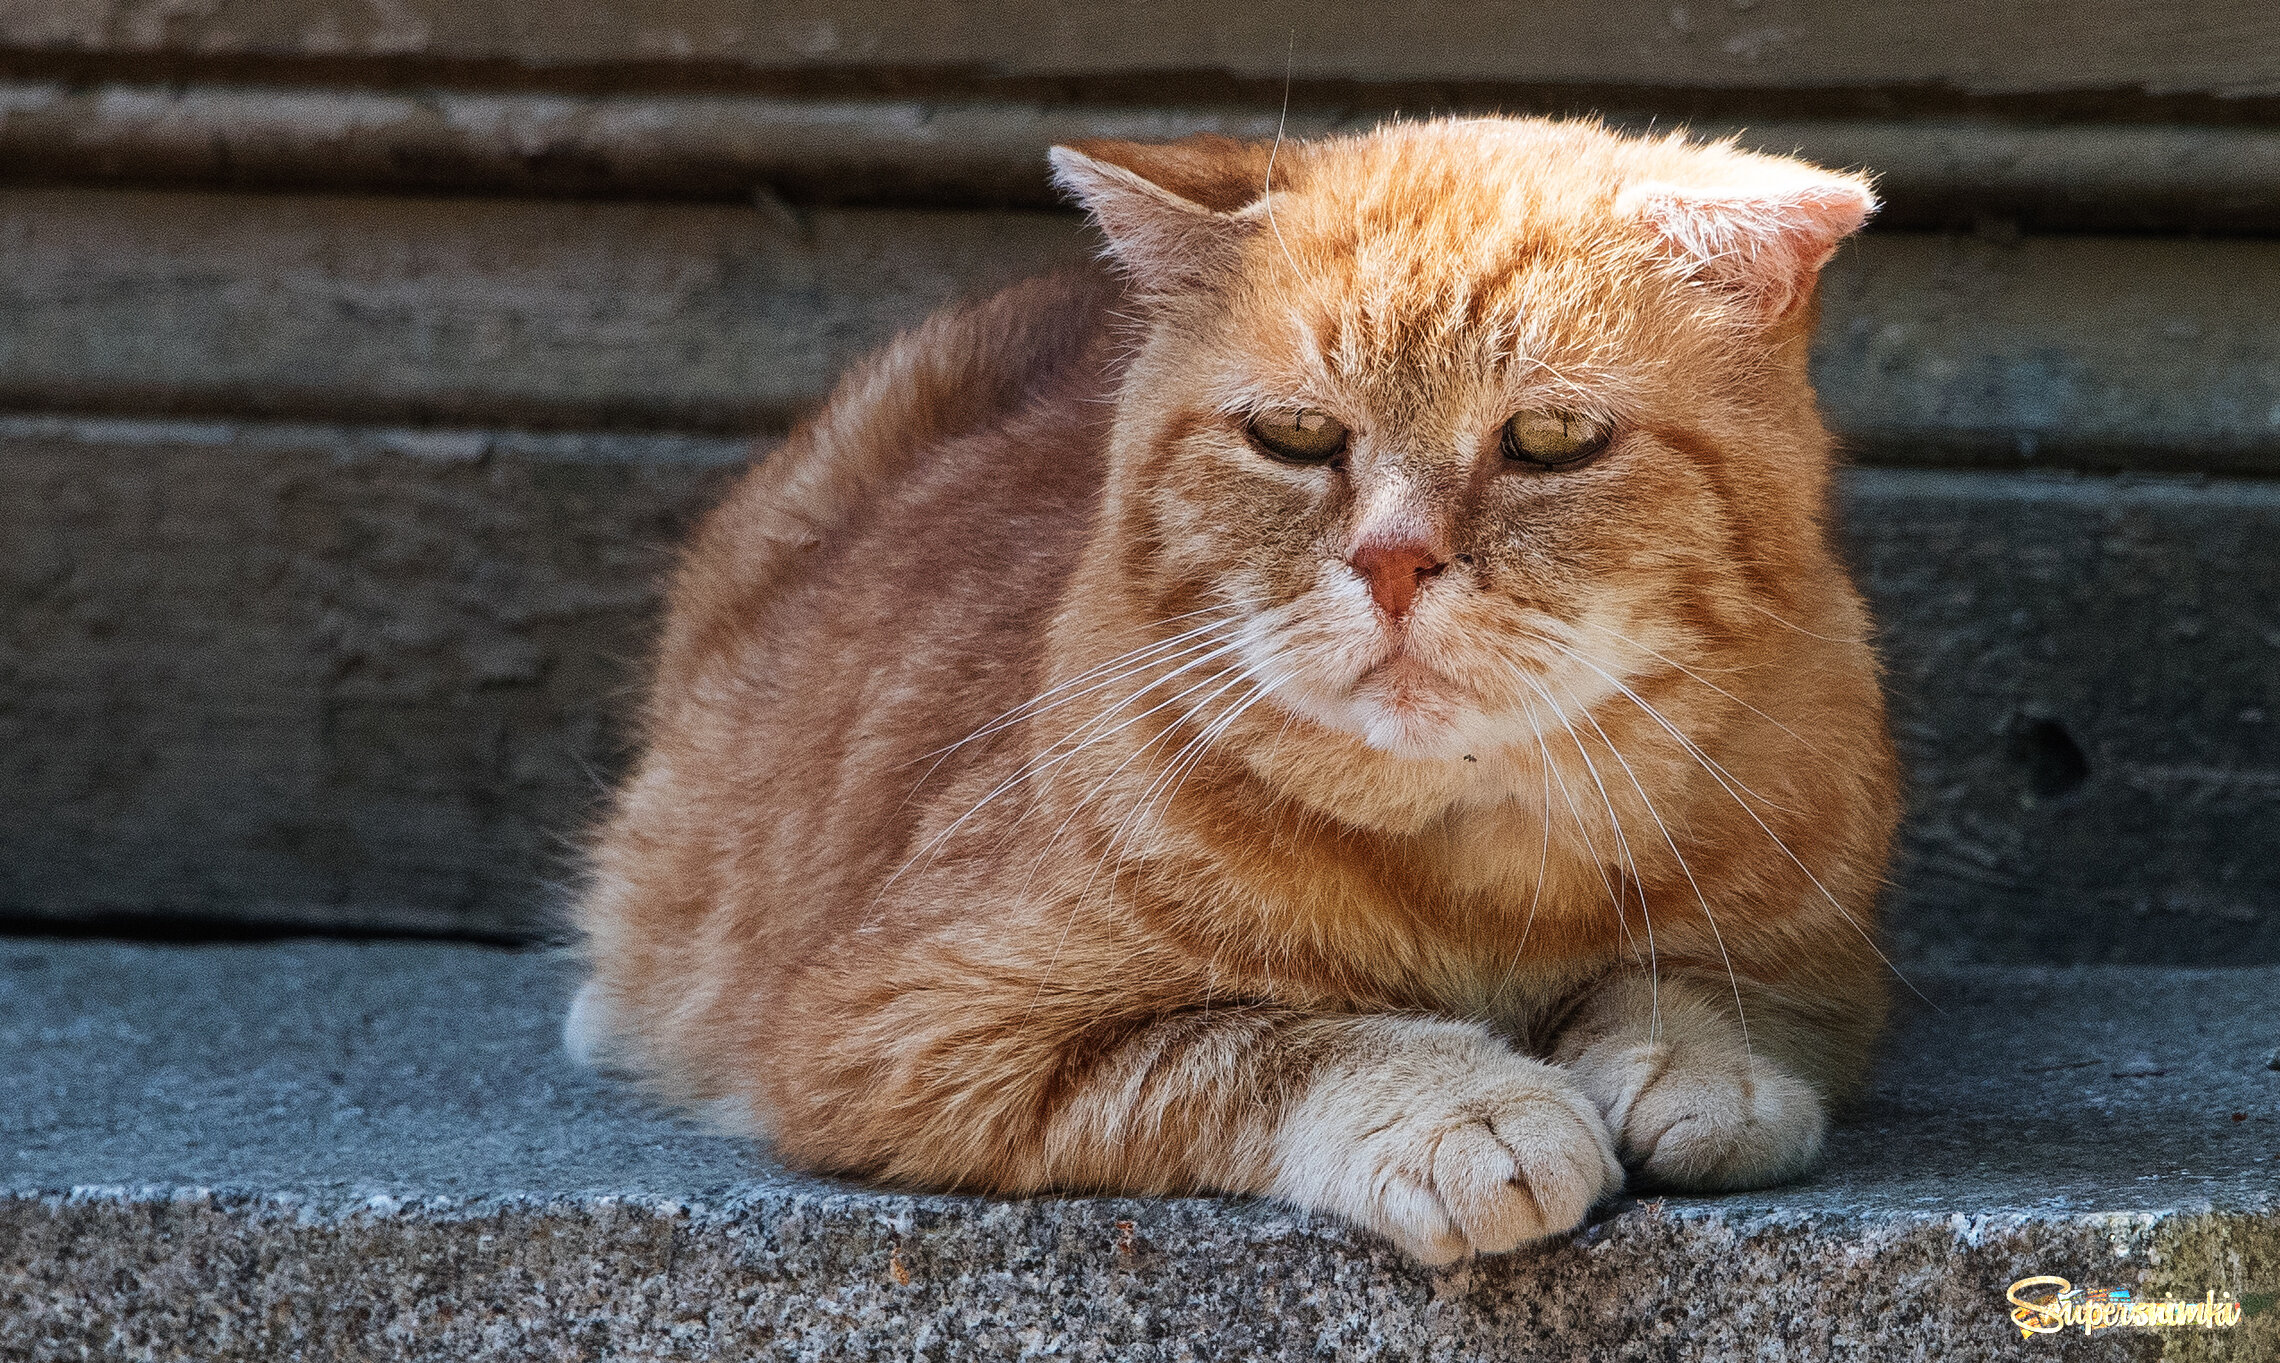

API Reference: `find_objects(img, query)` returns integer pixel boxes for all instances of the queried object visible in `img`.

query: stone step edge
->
[6,1183,2274,1358]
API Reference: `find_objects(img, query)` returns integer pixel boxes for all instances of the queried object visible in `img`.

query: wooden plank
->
[1846,471,2280,966]
[0,187,2276,470]
[3,416,2275,960]
[1814,233,2280,469]
[0,417,742,940]
[1,1,2275,97]
[0,188,1091,432]
[5,82,2279,234]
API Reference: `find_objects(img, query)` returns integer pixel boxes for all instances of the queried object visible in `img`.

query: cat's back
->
[577,265,1122,1028]
[654,264,1120,694]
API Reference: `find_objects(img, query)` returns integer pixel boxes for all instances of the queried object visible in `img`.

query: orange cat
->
[568,117,1899,1263]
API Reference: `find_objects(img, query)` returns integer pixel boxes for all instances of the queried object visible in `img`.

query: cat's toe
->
[1430,1095,1622,1255]
[1579,1041,1825,1191]
[1270,1023,1623,1263]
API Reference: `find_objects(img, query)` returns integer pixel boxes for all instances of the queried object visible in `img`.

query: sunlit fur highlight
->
[570,116,1900,1264]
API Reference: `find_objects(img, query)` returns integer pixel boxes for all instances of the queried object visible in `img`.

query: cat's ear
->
[1620,167,1876,321]
[1048,135,1276,293]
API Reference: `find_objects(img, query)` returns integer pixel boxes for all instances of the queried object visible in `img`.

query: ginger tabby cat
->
[568,117,1899,1264]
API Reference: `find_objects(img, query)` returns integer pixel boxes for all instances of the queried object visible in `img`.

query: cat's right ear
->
[1048,136,1273,294]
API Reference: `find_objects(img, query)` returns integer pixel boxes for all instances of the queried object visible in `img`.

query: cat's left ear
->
[1620,166,1877,321]
[1048,135,1276,293]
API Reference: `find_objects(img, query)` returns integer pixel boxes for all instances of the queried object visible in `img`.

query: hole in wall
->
[2006,714,2091,799]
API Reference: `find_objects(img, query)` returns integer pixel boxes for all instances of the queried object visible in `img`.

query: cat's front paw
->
[1559,1031,1825,1192]
[1269,1019,1622,1265]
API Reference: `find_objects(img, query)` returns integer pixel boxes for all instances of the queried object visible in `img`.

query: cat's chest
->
[1193,805,1629,1025]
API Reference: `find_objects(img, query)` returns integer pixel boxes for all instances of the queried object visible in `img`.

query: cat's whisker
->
[1510,687,1632,959]
[1002,626,1294,845]
[1026,655,1292,1020]
[1743,600,1872,645]
[1091,669,1287,942]
[1577,619,1835,762]
[1026,639,1277,787]
[886,623,1251,851]
[1488,691,1562,1007]
[1536,640,1935,1010]
[1099,643,1297,885]
[1513,672,1661,1038]
[869,634,1266,913]
[1132,663,1286,848]
[1525,633,1804,818]
[909,608,1241,767]
[1259,33,1307,283]
[1545,671,1752,1060]
[905,623,1244,798]
[1027,649,1283,890]
[1506,352,1607,410]
[1528,634,1798,818]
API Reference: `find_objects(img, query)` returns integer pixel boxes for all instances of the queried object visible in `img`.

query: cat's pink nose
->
[1349,537,1447,620]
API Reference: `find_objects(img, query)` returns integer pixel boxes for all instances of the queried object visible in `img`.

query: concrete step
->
[6,413,2278,959]
[3,940,2273,1360]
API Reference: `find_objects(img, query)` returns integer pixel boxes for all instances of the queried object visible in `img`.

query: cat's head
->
[1050,118,1873,801]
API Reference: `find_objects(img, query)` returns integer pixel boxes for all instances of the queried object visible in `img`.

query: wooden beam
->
[5,83,2279,234]
[2,1,2276,96]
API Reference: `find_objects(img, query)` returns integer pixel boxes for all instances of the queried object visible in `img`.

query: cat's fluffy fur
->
[569,117,1898,1263]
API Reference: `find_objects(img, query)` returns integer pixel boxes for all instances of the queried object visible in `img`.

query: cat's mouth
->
[1354,651,1462,713]
[1335,650,1488,756]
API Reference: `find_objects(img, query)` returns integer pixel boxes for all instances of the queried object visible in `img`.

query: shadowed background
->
[3,0,2277,965]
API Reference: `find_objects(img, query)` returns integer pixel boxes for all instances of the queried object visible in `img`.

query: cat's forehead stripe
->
[1265,265,1638,420]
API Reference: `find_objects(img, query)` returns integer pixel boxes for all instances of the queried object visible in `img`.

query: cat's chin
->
[1308,657,1494,759]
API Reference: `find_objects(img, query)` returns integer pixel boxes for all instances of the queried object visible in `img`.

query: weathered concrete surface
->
[1814,237,2280,474]
[10,82,2280,235]
[4,188,2277,470]
[5,413,2278,958]
[0,187,1090,434]
[0,416,740,939]
[1,942,2273,1360]
[1,0,2275,96]
[1844,473,2280,966]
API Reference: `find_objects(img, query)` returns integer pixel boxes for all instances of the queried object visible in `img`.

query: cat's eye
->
[1501,410,1612,468]
[1246,408,1349,464]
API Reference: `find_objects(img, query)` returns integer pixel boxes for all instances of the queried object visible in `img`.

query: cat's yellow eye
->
[1246,408,1349,464]
[1501,410,1612,468]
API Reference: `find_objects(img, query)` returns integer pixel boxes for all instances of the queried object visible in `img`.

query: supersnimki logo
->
[2007,1276,2246,1337]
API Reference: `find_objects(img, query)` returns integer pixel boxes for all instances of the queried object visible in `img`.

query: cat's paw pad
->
[1573,1040,1825,1191]
[1272,1026,1622,1265]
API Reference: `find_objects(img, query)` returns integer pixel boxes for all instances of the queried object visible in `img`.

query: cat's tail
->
[561,978,623,1071]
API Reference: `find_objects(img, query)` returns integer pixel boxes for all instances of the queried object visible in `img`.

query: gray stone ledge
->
[2,942,2275,1359]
